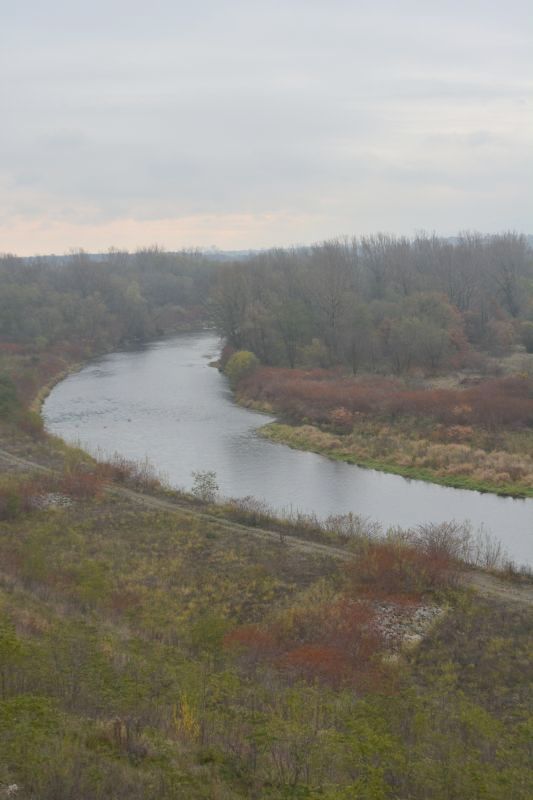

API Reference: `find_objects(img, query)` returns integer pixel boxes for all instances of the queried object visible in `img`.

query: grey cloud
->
[1,0,531,250]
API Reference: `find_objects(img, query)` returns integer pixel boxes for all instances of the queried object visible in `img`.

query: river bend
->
[43,331,533,567]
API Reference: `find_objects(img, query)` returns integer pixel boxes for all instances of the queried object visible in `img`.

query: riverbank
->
[3,324,215,418]
[232,365,533,498]
[258,420,533,498]
[29,359,85,414]
[19,332,533,502]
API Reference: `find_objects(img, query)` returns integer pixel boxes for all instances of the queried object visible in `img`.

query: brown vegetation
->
[344,539,455,600]
[223,527,469,689]
[225,594,386,689]
[240,368,533,430]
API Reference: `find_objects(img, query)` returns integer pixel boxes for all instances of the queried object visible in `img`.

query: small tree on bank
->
[191,470,219,503]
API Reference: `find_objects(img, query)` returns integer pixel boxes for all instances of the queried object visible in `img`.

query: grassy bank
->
[29,360,87,415]
[230,361,533,497]
[0,335,531,796]
[1,436,532,798]
[259,421,533,498]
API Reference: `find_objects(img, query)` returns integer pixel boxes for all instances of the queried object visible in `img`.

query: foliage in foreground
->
[0,466,531,799]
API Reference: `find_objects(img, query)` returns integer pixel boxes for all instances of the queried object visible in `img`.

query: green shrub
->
[224,350,259,387]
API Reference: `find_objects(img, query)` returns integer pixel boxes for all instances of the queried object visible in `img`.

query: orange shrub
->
[345,541,454,599]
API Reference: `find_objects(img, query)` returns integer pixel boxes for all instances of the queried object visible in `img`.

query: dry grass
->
[262,420,533,495]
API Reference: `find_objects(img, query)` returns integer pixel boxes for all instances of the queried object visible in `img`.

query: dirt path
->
[0,446,347,561]
[112,485,349,560]
[460,570,533,605]
[1,445,532,607]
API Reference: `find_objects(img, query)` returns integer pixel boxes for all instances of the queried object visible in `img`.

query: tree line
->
[0,247,218,351]
[212,232,533,374]
[2,232,532,376]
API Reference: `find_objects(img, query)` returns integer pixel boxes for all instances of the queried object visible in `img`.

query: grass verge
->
[260,421,533,498]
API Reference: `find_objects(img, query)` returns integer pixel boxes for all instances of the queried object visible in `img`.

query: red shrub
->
[223,601,385,688]
[223,625,278,663]
[323,598,382,663]
[240,368,533,430]
[279,601,385,688]
[345,541,454,599]
[281,644,350,686]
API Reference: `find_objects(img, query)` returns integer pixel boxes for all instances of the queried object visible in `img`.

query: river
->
[43,330,533,567]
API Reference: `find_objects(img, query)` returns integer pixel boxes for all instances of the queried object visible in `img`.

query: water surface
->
[43,331,533,567]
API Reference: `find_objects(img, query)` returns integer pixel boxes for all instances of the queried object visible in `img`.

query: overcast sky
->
[1,0,531,255]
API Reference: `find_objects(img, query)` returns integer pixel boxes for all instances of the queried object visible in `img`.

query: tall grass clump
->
[93,451,168,491]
